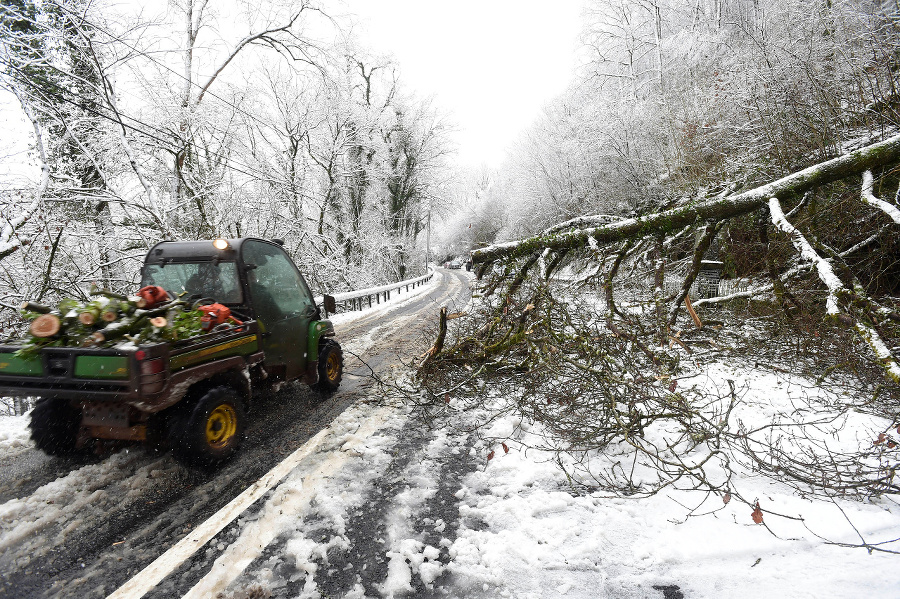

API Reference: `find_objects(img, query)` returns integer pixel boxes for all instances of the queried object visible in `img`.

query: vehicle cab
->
[141,238,337,387]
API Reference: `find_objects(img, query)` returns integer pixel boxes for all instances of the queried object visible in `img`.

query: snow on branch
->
[768,198,843,315]
[0,197,39,260]
[103,77,171,238]
[541,214,625,236]
[769,197,900,383]
[860,170,900,224]
[0,88,48,261]
[473,134,900,265]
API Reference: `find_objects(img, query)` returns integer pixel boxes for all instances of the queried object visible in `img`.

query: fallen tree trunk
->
[473,134,900,265]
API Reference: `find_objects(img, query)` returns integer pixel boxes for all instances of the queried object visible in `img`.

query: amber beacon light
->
[212,238,230,250]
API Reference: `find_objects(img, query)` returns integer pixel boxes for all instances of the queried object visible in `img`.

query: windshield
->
[142,261,243,304]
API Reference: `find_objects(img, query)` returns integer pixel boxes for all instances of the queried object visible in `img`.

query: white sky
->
[343,1,585,169]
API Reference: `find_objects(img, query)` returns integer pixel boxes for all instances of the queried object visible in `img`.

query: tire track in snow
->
[171,407,480,599]
[109,403,397,599]
[0,269,471,598]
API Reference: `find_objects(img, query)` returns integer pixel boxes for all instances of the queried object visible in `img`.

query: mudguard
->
[304,320,335,384]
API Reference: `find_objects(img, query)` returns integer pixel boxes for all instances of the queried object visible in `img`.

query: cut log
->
[79,309,99,326]
[91,315,148,345]
[685,295,703,329]
[30,314,61,338]
[21,301,51,314]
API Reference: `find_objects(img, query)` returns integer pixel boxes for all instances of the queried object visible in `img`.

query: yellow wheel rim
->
[205,404,238,449]
[325,352,340,381]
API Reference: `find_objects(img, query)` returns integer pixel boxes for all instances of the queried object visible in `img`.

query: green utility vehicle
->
[0,238,343,467]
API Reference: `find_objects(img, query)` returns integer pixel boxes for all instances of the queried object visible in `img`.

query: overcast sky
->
[343,1,585,169]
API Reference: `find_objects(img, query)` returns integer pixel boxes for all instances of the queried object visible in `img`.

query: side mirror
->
[323,295,337,315]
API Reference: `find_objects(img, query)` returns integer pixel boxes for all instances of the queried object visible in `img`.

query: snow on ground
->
[442,362,900,599]
[3,269,899,598]
[327,269,449,329]
[0,414,30,456]
[179,401,405,598]
[158,359,899,598]
[0,449,183,562]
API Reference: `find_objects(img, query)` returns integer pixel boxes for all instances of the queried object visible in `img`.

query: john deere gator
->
[0,238,343,467]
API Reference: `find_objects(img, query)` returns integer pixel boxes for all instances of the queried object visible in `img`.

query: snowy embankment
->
[328,269,446,327]
[443,362,900,598]
[0,415,30,456]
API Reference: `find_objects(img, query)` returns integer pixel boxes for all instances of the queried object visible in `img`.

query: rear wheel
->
[29,398,81,456]
[168,386,246,467]
[312,340,343,393]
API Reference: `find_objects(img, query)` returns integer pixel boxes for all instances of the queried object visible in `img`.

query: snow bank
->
[443,363,900,599]
[0,414,31,456]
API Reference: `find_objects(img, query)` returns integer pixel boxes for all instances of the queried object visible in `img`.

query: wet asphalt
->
[0,269,474,599]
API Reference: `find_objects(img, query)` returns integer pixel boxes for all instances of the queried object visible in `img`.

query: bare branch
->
[860,170,900,224]
[769,198,900,383]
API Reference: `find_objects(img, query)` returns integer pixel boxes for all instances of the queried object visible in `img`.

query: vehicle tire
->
[312,339,343,394]
[29,398,81,456]
[168,386,246,468]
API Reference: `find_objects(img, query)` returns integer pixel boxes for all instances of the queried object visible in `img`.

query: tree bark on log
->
[667,221,720,326]
[21,302,51,314]
[421,306,448,367]
[472,134,900,265]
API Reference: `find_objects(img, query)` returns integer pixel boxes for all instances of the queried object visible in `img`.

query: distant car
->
[448,258,465,269]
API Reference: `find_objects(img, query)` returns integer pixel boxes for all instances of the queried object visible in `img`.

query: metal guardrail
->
[663,274,749,300]
[317,268,435,315]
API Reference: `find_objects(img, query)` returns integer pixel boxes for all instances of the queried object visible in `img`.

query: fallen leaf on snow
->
[751,502,764,524]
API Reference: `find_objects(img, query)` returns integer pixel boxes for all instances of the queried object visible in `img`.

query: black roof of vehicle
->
[144,238,283,264]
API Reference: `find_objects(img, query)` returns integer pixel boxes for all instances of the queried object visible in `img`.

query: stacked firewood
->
[17,286,209,352]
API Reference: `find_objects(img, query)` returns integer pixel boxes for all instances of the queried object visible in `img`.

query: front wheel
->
[312,339,343,393]
[168,386,246,468]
